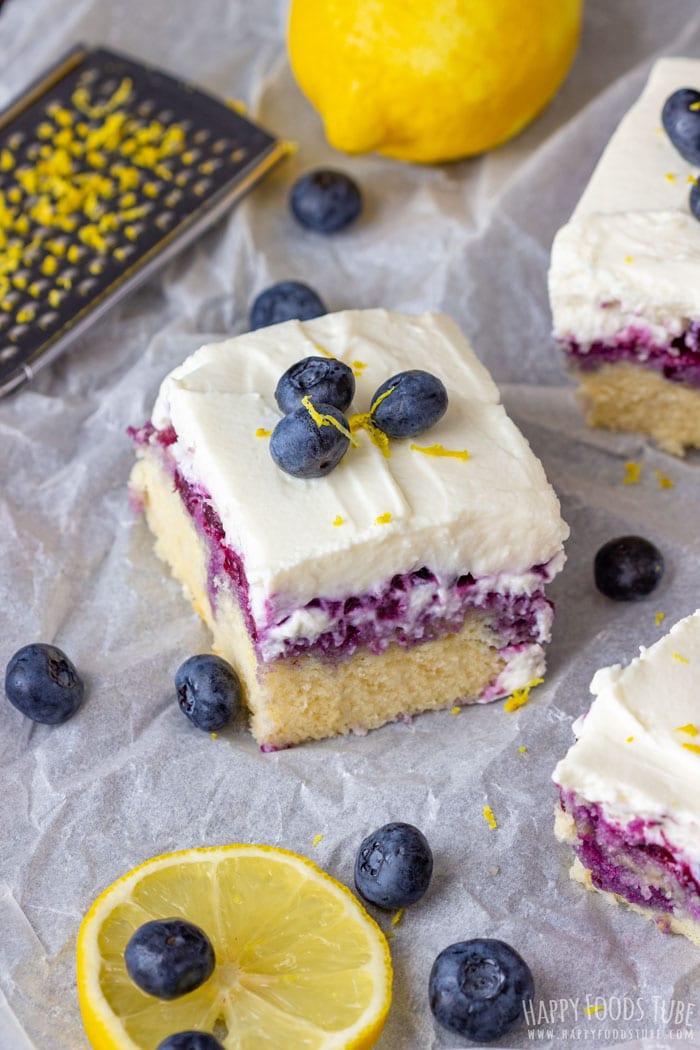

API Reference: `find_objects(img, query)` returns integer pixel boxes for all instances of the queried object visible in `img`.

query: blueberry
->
[429,939,534,1043]
[249,281,327,331]
[125,918,215,1000]
[4,643,84,725]
[270,401,350,478]
[594,535,664,601]
[275,356,355,414]
[690,178,700,222]
[289,169,362,233]
[354,822,433,910]
[175,654,241,732]
[370,370,448,439]
[662,88,700,166]
[157,1033,225,1050]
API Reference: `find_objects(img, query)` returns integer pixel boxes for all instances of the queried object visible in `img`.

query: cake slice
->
[129,309,568,749]
[553,611,700,945]
[549,58,700,455]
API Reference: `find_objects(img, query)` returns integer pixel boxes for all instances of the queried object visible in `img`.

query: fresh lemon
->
[288,0,583,163]
[77,844,392,1050]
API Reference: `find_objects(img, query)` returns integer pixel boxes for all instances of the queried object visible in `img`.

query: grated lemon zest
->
[503,677,544,713]
[655,612,665,627]
[483,804,497,830]
[675,723,699,737]
[332,515,344,526]
[682,742,700,755]
[655,469,674,489]
[312,834,323,848]
[623,461,642,484]
[673,652,690,665]
[410,442,469,460]
[302,395,355,442]
[374,512,392,525]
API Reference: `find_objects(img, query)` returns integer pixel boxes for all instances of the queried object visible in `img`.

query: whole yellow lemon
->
[288,0,583,163]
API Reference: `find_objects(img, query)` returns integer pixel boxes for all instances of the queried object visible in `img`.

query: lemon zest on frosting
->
[665,172,676,183]
[503,677,544,712]
[313,342,334,358]
[352,359,367,375]
[675,723,699,737]
[624,255,634,264]
[374,512,392,525]
[622,461,642,484]
[348,410,391,457]
[410,443,469,460]
[483,804,497,830]
[255,427,271,438]
[332,515,344,526]
[673,652,690,665]
[626,736,634,743]
[682,742,700,755]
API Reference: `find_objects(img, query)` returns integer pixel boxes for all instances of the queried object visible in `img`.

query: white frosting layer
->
[150,309,568,625]
[553,611,700,855]
[549,58,700,348]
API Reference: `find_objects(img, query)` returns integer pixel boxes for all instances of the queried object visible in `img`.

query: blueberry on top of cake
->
[553,610,700,945]
[130,309,568,748]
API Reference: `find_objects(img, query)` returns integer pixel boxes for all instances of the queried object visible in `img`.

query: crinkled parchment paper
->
[3,1,700,1047]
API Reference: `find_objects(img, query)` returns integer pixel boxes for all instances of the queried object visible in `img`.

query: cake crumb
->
[503,677,544,713]
[655,612,666,627]
[655,469,674,489]
[312,833,323,848]
[673,652,690,665]
[483,804,498,830]
[489,865,500,876]
[622,460,642,484]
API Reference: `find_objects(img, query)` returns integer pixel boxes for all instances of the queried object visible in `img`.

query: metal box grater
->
[0,45,289,395]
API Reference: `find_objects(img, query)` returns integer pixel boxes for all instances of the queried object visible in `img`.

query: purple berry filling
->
[559,789,700,922]
[562,321,700,387]
[130,421,555,664]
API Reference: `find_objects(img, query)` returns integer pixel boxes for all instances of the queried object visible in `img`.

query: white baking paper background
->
[3,1,700,1048]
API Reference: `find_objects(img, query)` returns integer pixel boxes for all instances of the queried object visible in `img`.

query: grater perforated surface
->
[0,45,286,394]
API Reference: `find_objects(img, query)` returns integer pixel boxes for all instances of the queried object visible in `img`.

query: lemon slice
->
[77,844,392,1050]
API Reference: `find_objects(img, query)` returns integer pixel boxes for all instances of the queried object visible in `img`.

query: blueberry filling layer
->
[131,422,556,664]
[559,790,700,922]
[562,321,700,386]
